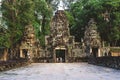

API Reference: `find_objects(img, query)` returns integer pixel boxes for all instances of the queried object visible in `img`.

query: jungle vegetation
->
[0,0,120,48]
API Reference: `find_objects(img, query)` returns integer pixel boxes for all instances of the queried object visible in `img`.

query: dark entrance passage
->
[56,49,65,62]
[92,48,98,57]
[22,49,28,58]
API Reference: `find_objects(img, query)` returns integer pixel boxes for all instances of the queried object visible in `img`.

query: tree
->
[1,0,53,47]
[0,25,10,48]
[1,0,35,47]
[68,0,120,46]
[34,0,53,47]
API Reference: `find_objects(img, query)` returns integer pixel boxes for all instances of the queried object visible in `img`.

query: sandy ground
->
[0,63,120,80]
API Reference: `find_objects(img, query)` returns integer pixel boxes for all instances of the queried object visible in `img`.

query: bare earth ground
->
[0,63,120,80]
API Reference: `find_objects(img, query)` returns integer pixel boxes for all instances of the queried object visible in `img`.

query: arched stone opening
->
[92,47,99,57]
[56,49,66,62]
[54,46,67,63]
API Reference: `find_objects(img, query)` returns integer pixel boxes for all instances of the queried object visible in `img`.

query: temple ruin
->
[84,18,101,57]
[20,24,39,60]
[45,10,85,62]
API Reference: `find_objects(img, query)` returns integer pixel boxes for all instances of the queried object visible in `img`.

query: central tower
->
[45,10,76,62]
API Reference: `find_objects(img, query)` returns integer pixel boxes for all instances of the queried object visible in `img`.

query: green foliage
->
[65,11,75,27]
[69,0,120,46]
[1,0,53,47]
[1,0,120,47]
[0,26,10,48]
[34,0,53,47]
[1,0,36,47]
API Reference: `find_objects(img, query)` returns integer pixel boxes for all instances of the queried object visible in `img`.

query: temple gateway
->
[84,18,101,57]
[45,10,85,62]
[16,10,105,63]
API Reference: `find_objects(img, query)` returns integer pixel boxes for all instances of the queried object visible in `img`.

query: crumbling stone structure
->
[84,18,101,57]
[20,24,39,60]
[0,47,8,61]
[45,10,84,62]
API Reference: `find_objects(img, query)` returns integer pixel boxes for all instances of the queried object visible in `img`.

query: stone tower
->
[45,10,79,62]
[45,10,85,63]
[20,24,38,60]
[84,18,101,57]
[50,10,70,46]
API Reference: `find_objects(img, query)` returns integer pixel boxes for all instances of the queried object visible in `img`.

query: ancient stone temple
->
[20,24,39,60]
[45,10,84,62]
[84,18,101,57]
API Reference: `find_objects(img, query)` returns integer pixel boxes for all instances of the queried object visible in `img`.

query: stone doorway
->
[92,48,98,57]
[20,49,28,58]
[55,49,66,63]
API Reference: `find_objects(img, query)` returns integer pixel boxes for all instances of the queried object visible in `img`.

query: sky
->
[58,0,65,10]
[0,0,2,24]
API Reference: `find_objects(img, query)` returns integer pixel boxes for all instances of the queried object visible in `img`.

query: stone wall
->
[0,58,30,71]
[88,57,120,69]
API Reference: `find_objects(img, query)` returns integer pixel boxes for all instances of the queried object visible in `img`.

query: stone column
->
[90,47,92,56]
[98,48,101,57]
[20,49,23,58]
[65,49,68,63]
[3,48,8,61]
[53,49,56,63]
